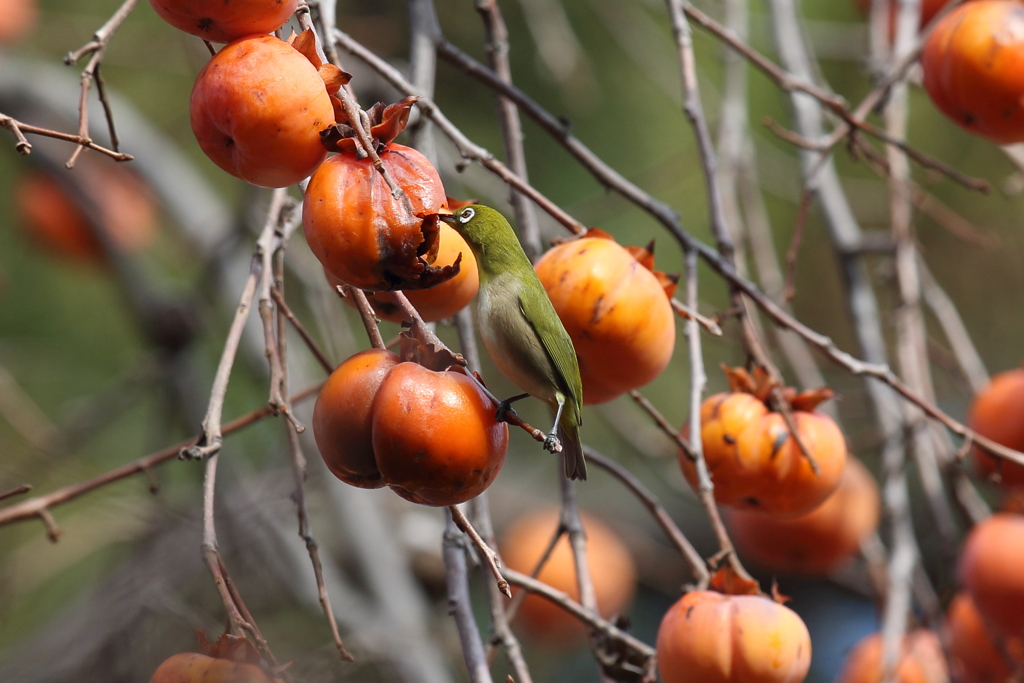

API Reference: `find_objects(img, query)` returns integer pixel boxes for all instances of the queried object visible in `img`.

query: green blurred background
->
[0,0,1021,681]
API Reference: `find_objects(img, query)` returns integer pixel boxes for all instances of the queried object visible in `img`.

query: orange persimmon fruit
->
[499,508,636,644]
[371,362,508,506]
[149,652,275,683]
[656,591,812,683]
[680,371,847,517]
[727,456,880,574]
[190,34,335,188]
[947,591,1024,683]
[922,0,1024,143]
[967,367,1024,488]
[330,223,479,323]
[312,348,400,489]
[959,512,1024,638]
[148,0,298,43]
[533,231,676,404]
[15,167,157,264]
[304,98,457,292]
[835,630,948,683]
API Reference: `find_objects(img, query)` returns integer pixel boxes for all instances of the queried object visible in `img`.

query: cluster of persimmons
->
[9,0,1024,682]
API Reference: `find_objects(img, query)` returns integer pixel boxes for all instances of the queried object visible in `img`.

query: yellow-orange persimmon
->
[967,367,1024,488]
[304,98,457,292]
[835,630,948,683]
[190,34,334,188]
[681,384,847,517]
[15,168,157,264]
[727,456,880,574]
[656,591,812,683]
[947,591,1024,683]
[331,223,479,323]
[371,363,507,506]
[534,232,675,404]
[922,0,1024,143]
[148,0,298,43]
[149,652,275,683]
[500,508,636,644]
[959,512,1024,638]
[312,349,400,489]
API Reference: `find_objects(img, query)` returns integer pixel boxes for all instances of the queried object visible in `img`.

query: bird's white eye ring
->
[459,207,475,223]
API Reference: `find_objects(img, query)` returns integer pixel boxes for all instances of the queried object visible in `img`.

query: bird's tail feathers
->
[558,422,587,481]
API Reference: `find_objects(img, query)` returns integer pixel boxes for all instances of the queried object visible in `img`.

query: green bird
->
[440,205,586,480]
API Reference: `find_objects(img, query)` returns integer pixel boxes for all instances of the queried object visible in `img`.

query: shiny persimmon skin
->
[922,1,1024,143]
[534,237,675,404]
[190,35,333,188]
[680,393,770,496]
[727,457,880,574]
[303,144,448,291]
[333,224,479,323]
[499,508,636,644]
[15,169,157,264]
[835,631,948,683]
[312,349,400,489]
[656,591,812,683]
[149,652,275,683]
[149,0,298,43]
[960,513,1024,638]
[371,363,508,506]
[947,592,1024,683]
[968,368,1024,487]
[0,0,37,45]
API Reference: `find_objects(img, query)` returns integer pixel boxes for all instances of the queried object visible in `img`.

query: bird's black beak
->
[438,213,458,227]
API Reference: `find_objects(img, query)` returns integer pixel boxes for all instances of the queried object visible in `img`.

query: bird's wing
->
[519,287,583,421]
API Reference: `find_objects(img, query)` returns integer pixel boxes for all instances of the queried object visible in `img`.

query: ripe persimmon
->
[190,34,334,188]
[922,0,1024,143]
[499,508,636,644]
[148,0,298,43]
[959,513,1024,638]
[727,456,880,574]
[15,167,157,264]
[680,371,847,517]
[835,630,948,683]
[656,591,811,683]
[947,591,1024,683]
[0,0,37,45]
[331,223,479,323]
[304,99,456,292]
[534,231,676,405]
[967,367,1024,488]
[149,652,275,683]
[312,348,400,488]
[371,363,507,506]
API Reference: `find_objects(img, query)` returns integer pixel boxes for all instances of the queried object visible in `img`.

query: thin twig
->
[444,512,494,683]
[628,390,696,461]
[450,504,511,598]
[0,113,132,160]
[271,287,334,374]
[670,298,722,335]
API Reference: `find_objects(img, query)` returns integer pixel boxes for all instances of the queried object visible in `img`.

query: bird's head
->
[439,204,511,251]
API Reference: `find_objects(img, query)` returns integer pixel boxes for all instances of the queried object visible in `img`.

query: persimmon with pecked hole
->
[727,456,880,575]
[304,98,460,293]
[328,223,479,323]
[371,362,507,506]
[835,630,948,683]
[656,591,812,683]
[190,33,336,188]
[499,508,636,645]
[922,0,1024,143]
[533,230,676,404]
[148,0,298,43]
[947,591,1024,683]
[312,348,400,489]
[959,512,1024,638]
[15,167,157,265]
[967,366,1024,488]
[680,367,847,517]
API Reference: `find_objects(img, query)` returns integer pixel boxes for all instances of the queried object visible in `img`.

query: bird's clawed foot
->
[495,399,518,423]
[543,432,564,454]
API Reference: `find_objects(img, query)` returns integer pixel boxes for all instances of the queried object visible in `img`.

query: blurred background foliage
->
[0,0,1022,681]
